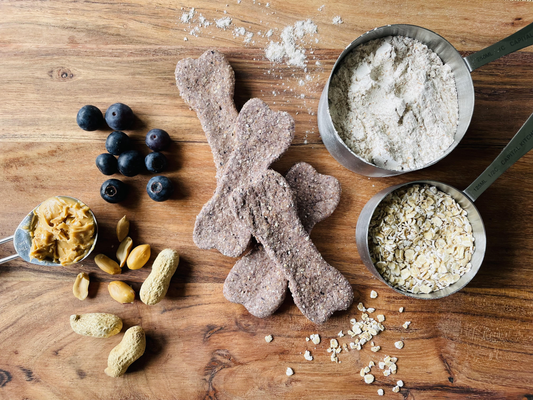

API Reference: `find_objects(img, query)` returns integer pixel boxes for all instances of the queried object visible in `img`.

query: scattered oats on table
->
[371,345,381,352]
[310,333,321,345]
[403,321,411,329]
[338,330,344,337]
[304,350,313,361]
[399,307,404,313]
[265,334,273,343]
[392,385,400,393]
[364,374,375,384]
[370,290,378,299]
[397,380,404,387]
[394,340,404,349]
[286,367,294,376]
[378,388,384,396]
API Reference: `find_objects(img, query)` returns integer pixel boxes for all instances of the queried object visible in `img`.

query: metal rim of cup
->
[317,24,476,177]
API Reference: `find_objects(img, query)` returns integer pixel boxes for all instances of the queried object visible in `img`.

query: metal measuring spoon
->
[356,112,533,299]
[0,196,98,266]
[318,22,533,177]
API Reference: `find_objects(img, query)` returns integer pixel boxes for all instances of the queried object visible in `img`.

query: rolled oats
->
[304,350,313,361]
[364,374,375,384]
[286,367,294,376]
[265,334,273,343]
[310,333,321,345]
[369,185,474,294]
[370,290,378,299]
[378,388,384,396]
[394,341,404,350]
[397,380,404,387]
[403,321,411,329]
[392,386,400,393]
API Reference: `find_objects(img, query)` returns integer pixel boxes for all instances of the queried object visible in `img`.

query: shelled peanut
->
[73,272,90,300]
[94,254,121,275]
[127,244,151,270]
[108,281,135,304]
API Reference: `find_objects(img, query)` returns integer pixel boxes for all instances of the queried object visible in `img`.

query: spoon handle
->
[464,22,533,72]
[0,235,14,245]
[464,113,533,202]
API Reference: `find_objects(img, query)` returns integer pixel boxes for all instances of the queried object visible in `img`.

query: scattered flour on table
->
[181,7,195,23]
[176,4,324,130]
[265,19,318,68]
[215,17,232,29]
[329,35,459,171]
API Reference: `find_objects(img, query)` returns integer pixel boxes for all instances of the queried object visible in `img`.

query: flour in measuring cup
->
[329,36,459,171]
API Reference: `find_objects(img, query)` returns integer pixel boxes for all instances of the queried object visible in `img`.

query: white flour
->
[329,36,459,171]
[265,19,318,68]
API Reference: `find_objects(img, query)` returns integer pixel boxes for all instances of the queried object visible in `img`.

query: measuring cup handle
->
[464,112,533,202]
[464,22,533,72]
[0,254,20,265]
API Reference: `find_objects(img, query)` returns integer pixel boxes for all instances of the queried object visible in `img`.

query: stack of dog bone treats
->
[175,49,353,324]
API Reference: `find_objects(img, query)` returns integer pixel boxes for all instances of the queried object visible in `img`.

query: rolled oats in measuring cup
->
[368,184,474,295]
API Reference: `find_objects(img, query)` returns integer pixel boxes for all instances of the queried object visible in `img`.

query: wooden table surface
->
[2,0,533,399]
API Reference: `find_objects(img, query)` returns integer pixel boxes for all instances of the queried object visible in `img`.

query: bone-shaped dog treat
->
[175,49,238,178]
[230,169,353,324]
[223,162,341,318]
[194,98,295,257]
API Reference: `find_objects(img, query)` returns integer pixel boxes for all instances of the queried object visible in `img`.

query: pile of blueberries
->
[77,103,174,203]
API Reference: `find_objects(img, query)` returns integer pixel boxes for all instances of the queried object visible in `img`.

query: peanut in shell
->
[70,313,123,338]
[105,325,146,377]
[140,249,180,305]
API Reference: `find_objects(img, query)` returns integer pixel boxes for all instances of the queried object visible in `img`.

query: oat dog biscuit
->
[223,162,341,318]
[194,98,295,257]
[175,49,238,177]
[230,169,353,324]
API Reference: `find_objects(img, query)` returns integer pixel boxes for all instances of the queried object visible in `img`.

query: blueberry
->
[77,105,104,131]
[95,153,118,175]
[117,150,144,177]
[145,152,168,173]
[105,103,134,130]
[146,176,174,202]
[105,131,131,156]
[145,129,171,151]
[100,179,128,203]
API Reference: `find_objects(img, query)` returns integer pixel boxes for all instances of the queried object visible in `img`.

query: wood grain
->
[2,0,533,399]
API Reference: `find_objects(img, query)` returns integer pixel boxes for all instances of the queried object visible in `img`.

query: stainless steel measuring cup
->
[355,111,533,299]
[0,196,98,266]
[318,22,533,177]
